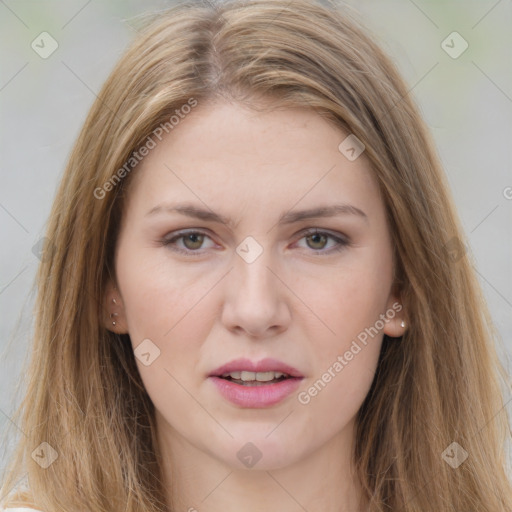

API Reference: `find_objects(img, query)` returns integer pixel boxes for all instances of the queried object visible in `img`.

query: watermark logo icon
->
[31,237,47,260]
[236,236,263,264]
[134,338,161,366]
[31,442,58,468]
[443,237,466,262]
[237,442,263,468]
[338,134,365,161]
[441,441,468,469]
[31,32,58,59]
[441,31,468,59]
[31,236,55,262]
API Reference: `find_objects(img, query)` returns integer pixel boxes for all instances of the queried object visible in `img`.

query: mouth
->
[208,358,304,408]
[209,357,304,379]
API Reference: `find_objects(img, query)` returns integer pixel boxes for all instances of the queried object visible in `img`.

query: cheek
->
[116,243,214,342]
[115,244,231,401]
[297,250,391,410]
[309,281,384,400]
[312,257,392,350]
[116,250,217,409]
[297,338,382,443]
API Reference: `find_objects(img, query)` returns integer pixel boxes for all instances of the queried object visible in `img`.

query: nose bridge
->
[221,240,289,336]
[233,242,278,303]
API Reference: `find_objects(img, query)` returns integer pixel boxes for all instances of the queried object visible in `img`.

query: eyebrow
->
[145,202,367,228]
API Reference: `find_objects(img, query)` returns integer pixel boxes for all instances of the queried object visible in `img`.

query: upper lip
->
[209,358,304,378]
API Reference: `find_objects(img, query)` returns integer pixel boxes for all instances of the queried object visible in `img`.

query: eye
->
[160,228,350,256]
[161,230,216,255]
[294,229,349,254]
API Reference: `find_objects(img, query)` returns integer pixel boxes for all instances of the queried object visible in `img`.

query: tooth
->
[224,370,290,382]
[255,371,275,382]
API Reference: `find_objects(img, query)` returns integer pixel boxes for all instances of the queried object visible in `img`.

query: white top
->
[1,508,43,511]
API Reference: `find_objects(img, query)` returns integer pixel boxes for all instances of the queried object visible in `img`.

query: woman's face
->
[110,100,404,471]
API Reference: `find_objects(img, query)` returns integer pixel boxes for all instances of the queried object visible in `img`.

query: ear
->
[382,288,407,339]
[102,279,129,334]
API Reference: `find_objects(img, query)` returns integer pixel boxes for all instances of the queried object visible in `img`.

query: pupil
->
[308,233,326,249]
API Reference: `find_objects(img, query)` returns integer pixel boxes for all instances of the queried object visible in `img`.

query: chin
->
[218,432,303,471]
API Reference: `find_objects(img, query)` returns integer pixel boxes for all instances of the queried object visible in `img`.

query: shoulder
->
[0,485,43,511]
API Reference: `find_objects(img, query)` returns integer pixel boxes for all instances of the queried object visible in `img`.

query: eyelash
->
[160,228,350,256]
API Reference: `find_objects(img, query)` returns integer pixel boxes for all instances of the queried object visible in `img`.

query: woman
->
[1,0,511,510]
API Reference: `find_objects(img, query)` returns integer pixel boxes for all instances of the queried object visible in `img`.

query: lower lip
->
[209,376,303,408]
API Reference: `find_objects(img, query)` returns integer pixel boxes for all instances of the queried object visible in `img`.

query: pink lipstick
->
[208,358,304,408]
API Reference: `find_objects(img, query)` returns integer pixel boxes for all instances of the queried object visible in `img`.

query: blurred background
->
[1,0,511,476]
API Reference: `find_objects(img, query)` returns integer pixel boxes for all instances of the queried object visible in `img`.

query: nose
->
[220,249,291,338]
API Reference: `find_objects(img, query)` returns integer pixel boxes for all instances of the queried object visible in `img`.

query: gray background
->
[1,0,511,476]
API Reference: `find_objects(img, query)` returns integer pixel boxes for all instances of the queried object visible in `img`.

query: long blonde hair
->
[2,0,511,510]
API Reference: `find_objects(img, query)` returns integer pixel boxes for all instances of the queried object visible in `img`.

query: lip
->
[208,358,304,408]
[209,357,304,378]
[209,376,302,408]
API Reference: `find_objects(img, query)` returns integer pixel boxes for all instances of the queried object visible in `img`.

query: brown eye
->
[182,233,205,250]
[295,229,349,254]
[161,230,216,255]
[305,233,328,250]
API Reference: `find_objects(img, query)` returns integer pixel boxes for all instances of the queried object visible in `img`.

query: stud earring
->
[400,320,406,328]
[110,312,118,326]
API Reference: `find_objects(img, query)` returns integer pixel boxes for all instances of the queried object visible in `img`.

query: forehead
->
[123,100,382,222]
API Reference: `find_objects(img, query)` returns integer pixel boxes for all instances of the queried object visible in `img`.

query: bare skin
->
[105,99,405,512]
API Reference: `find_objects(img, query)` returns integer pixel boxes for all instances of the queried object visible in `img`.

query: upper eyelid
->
[164,227,346,239]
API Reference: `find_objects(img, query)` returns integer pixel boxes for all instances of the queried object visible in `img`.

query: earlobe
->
[383,290,407,338]
[383,316,407,338]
